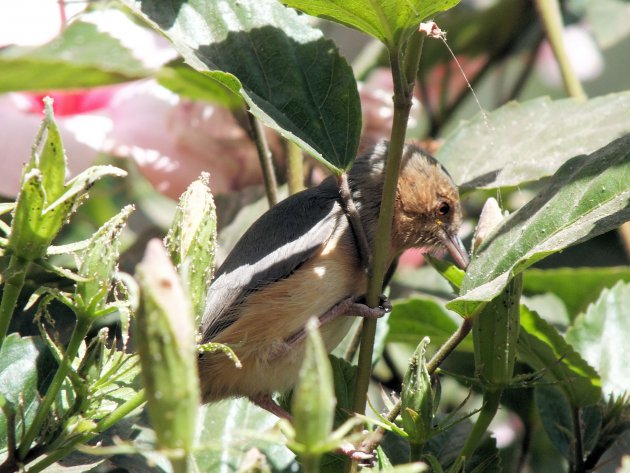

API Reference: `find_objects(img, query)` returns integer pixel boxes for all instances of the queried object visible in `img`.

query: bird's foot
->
[250,394,292,421]
[269,295,391,361]
[338,438,377,467]
[350,294,392,318]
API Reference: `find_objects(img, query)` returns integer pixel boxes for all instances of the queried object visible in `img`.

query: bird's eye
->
[437,202,450,216]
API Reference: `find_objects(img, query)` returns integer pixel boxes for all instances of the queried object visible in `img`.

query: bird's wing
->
[201,178,343,341]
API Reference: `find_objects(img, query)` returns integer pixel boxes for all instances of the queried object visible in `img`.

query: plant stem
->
[352,46,417,416]
[300,455,321,473]
[0,255,29,349]
[18,315,93,460]
[359,316,475,455]
[348,34,424,473]
[572,407,585,473]
[248,113,278,207]
[26,389,146,473]
[170,455,193,473]
[449,390,502,472]
[287,141,305,195]
[533,0,586,100]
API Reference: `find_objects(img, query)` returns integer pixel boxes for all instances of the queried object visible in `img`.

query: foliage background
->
[1,0,630,472]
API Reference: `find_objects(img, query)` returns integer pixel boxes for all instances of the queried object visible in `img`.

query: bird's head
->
[391,145,469,269]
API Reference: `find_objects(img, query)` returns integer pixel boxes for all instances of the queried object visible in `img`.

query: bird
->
[197,140,469,418]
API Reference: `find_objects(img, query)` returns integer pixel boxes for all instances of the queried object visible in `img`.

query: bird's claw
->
[338,442,376,467]
[352,294,391,318]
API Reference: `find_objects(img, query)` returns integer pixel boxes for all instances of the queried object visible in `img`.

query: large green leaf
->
[565,281,630,398]
[280,0,461,48]
[156,62,243,108]
[0,20,148,92]
[437,92,630,189]
[518,307,601,407]
[447,134,630,317]
[195,399,297,472]
[0,335,43,450]
[386,297,473,351]
[586,0,630,49]
[128,0,361,173]
[523,267,630,321]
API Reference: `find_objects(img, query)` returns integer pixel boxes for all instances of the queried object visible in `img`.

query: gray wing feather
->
[201,177,342,341]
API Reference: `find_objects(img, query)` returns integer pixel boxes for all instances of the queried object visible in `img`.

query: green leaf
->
[291,320,335,455]
[281,0,461,48]
[586,0,630,49]
[448,134,630,317]
[195,399,297,471]
[156,62,244,109]
[565,281,630,398]
[0,18,149,92]
[534,384,573,461]
[387,297,471,351]
[437,92,630,189]
[128,0,361,173]
[517,307,601,407]
[329,355,356,424]
[523,267,630,321]
[0,335,43,450]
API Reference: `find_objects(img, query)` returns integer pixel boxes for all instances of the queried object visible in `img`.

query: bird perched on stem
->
[198,141,468,418]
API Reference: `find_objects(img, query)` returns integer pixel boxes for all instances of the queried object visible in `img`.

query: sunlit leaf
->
[128,0,361,173]
[448,134,630,317]
[565,281,630,398]
[437,93,630,189]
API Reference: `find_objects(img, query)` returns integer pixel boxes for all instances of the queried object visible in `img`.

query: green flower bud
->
[164,173,217,323]
[400,337,433,445]
[8,98,126,261]
[75,205,134,315]
[135,239,199,457]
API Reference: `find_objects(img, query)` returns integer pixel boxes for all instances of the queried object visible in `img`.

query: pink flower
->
[105,81,280,199]
[358,68,421,154]
[536,24,604,87]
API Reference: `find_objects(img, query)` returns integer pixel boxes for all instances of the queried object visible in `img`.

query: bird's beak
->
[440,230,470,269]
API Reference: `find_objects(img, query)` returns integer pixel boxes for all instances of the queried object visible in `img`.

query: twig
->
[247,112,278,207]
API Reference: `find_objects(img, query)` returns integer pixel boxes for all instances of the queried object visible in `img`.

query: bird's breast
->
[211,223,365,359]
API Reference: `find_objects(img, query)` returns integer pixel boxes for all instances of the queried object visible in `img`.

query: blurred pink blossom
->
[104,81,278,199]
[358,68,421,154]
[536,24,604,87]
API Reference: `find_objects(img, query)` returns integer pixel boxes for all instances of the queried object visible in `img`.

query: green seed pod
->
[400,337,433,445]
[164,173,217,323]
[135,239,199,458]
[291,318,335,456]
[76,205,134,314]
[9,98,66,260]
[8,98,126,261]
[473,274,523,389]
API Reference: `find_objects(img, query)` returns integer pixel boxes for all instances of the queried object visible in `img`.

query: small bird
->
[198,141,468,417]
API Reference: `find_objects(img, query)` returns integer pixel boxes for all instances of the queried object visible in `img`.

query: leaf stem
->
[533,0,586,100]
[25,389,146,473]
[287,141,305,195]
[247,112,278,206]
[572,406,585,473]
[18,315,93,460]
[359,316,475,455]
[0,255,29,349]
[449,390,502,472]
[300,455,321,473]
